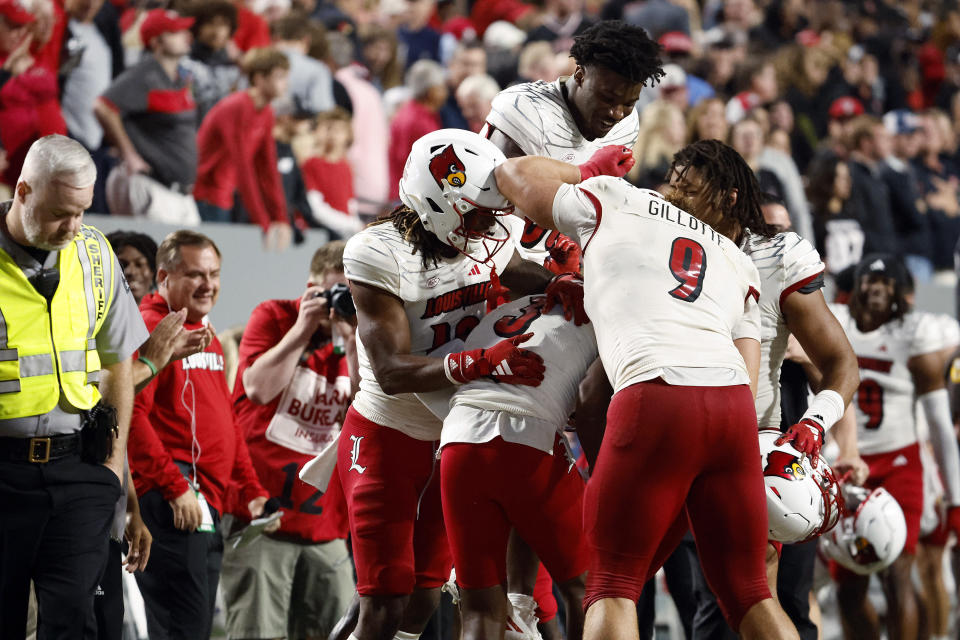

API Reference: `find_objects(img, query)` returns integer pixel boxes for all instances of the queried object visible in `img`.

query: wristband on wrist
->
[443,353,464,385]
[800,389,845,432]
[138,355,158,377]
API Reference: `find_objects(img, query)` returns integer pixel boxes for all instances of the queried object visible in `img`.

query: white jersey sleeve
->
[910,312,945,358]
[551,181,604,247]
[742,231,825,428]
[484,85,548,156]
[343,230,401,296]
[732,290,761,342]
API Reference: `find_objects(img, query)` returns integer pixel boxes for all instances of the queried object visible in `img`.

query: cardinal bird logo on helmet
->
[852,536,880,565]
[764,450,806,482]
[428,145,467,189]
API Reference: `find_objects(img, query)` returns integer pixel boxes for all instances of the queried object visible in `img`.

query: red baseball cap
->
[0,0,35,27]
[140,9,194,47]
[828,96,864,120]
[659,31,693,55]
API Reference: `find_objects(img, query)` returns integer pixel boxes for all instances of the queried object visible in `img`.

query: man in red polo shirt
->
[387,59,446,200]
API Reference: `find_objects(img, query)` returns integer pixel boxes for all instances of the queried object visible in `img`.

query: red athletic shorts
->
[830,442,923,581]
[337,407,452,596]
[440,434,588,590]
[863,442,923,555]
[583,380,771,631]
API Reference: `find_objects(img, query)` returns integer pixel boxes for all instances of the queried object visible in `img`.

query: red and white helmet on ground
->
[759,429,844,543]
[819,486,907,575]
[399,129,514,264]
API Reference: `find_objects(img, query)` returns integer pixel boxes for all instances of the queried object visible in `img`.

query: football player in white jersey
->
[494,139,800,640]
[482,19,664,274]
[827,255,960,640]
[338,129,628,640]
[438,293,597,640]
[481,19,665,622]
[689,195,860,640]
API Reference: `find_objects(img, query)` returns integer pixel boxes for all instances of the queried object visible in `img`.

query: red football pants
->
[583,380,771,631]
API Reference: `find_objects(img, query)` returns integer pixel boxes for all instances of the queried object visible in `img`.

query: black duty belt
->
[0,433,81,463]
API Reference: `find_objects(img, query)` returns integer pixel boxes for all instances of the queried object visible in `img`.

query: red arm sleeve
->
[128,374,191,501]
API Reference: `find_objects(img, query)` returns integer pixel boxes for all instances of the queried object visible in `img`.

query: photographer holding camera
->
[220,240,358,640]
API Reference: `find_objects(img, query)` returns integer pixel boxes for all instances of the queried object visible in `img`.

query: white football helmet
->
[399,129,514,264]
[819,486,907,575]
[759,429,844,544]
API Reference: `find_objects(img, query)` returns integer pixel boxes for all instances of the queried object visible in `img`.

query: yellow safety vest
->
[0,226,116,419]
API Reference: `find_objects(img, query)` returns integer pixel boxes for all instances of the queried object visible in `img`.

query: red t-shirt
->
[227,298,350,543]
[128,293,267,515]
[302,156,355,215]
[388,99,442,199]
[193,91,287,230]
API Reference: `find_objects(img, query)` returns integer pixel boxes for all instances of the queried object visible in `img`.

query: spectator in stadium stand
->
[846,115,903,256]
[878,110,932,281]
[180,0,241,121]
[0,0,67,189]
[94,9,200,225]
[687,96,729,143]
[455,73,499,133]
[232,0,271,51]
[725,59,778,123]
[358,25,403,93]
[618,0,691,39]
[50,0,124,213]
[807,156,864,277]
[303,108,363,238]
[193,47,294,249]
[270,12,336,115]
[469,0,538,39]
[439,41,486,130]
[397,0,442,68]
[524,0,593,53]
[516,41,558,84]
[220,241,357,640]
[128,230,277,640]
[272,95,314,244]
[387,59,446,199]
[913,109,960,271]
[327,31,390,219]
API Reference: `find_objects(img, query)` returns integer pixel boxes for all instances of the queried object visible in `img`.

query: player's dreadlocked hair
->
[667,139,775,239]
[371,204,451,269]
[569,20,665,87]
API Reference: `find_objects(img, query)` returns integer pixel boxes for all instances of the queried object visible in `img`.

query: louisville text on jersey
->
[421,282,492,319]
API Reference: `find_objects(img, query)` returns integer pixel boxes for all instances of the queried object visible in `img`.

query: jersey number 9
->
[667,237,707,303]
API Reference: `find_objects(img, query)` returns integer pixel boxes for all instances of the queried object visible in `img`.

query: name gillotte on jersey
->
[646,199,723,246]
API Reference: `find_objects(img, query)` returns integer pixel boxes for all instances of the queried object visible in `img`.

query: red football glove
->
[486,267,511,312]
[544,273,589,326]
[775,418,826,466]
[578,145,636,180]
[544,235,582,275]
[445,333,545,386]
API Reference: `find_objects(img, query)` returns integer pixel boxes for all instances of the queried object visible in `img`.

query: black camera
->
[320,283,356,318]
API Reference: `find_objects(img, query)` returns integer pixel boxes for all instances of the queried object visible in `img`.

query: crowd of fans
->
[3,0,960,275]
